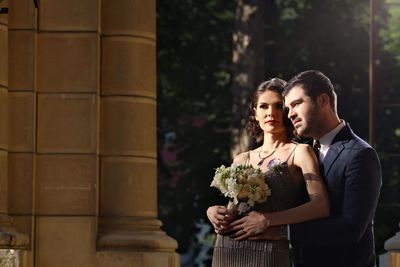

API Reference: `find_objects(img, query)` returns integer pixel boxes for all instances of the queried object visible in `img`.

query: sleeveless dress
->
[211,146,299,267]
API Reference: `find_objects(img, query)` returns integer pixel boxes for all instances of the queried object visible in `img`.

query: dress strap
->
[284,143,298,163]
[245,151,251,165]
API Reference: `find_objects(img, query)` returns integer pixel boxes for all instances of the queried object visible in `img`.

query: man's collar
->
[318,120,346,147]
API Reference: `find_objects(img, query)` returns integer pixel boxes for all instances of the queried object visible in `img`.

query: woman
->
[207,78,330,267]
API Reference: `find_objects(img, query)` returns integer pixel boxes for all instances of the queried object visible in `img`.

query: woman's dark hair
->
[246,78,295,142]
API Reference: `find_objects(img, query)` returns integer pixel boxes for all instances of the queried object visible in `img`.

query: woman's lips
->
[266,120,278,125]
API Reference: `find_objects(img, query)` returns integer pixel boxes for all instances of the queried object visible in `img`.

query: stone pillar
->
[384,223,400,267]
[97,0,178,265]
[4,0,178,266]
[0,0,29,249]
[33,0,99,266]
[0,0,9,245]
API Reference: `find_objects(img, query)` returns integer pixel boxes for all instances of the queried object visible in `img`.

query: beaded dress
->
[212,146,299,267]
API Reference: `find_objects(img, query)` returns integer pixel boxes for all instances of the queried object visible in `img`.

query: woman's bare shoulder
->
[291,143,318,167]
[286,143,314,165]
[233,151,250,164]
[233,147,263,164]
[293,143,313,153]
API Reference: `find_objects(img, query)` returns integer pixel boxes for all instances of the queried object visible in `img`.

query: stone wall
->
[1,0,179,266]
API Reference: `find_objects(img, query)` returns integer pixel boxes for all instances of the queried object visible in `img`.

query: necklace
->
[257,147,279,166]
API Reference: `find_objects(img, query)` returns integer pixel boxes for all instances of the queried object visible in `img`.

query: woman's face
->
[254,90,286,135]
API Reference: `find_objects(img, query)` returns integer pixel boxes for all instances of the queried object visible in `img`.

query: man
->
[283,70,382,267]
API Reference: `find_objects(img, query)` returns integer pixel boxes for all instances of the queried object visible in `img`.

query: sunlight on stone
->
[0,250,19,267]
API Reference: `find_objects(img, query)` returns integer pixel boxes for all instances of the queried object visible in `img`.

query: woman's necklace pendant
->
[257,158,265,166]
[258,147,279,167]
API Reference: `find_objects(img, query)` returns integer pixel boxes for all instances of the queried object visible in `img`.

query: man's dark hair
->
[283,70,337,110]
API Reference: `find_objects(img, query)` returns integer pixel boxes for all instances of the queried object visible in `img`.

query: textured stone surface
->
[37,33,98,93]
[35,155,97,215]
[37,94,97,153]
[0,151,7,213]
[3,0,179,265]
[101,0,155,38]
[0,8,7,26]
[11,215,33,245]
[8,93,35,152]
[35,216,97,267]
[8,153,33,214]
[8,0,35,30]
[101,37,155,97]
[39,0,98,31]
[0,88,7,150]
[8,31,35,91]
[0,24,7,88]
[98,251,179,267]
[34,216,179,267]
[100,157,156,217]
[100,97,156,157]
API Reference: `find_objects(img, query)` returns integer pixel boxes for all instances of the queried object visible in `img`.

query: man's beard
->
[296,107,320,138]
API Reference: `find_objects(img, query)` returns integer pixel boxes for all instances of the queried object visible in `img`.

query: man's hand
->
[249,226,284,241]
[227,211,272,240]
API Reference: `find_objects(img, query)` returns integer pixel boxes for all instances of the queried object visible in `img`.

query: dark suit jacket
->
[290,124,382,267]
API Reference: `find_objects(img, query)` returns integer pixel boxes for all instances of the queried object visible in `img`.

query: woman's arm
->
[265,144,330,225]
[229,144,330,240]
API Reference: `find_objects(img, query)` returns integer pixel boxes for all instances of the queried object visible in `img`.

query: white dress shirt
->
[316,120,346,161]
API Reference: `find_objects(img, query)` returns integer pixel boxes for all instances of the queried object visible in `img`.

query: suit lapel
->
[322,142,344,177]
[321,124,353,177]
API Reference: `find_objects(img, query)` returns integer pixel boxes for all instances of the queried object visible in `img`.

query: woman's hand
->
[206,205,233,234]
[228,211,271,240]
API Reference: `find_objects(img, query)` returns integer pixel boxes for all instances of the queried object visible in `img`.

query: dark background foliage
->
[157,0,400,266]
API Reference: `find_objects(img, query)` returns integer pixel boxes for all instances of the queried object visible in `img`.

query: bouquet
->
[210,164,271,214]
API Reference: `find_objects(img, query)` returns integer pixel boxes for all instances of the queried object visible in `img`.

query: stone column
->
[0,0,9,246]
[3,0,178,265]
[6,0,36,265]
[0,0,29,249]
[33,0,99,266]
[384,224,400,267]
[97,0,178,266]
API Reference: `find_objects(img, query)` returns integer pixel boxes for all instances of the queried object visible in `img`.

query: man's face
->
[284,86,320,138]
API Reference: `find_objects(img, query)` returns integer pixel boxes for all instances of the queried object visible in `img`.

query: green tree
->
[373,0,400,254]
[156,0,235,261]
[380,0,400,64]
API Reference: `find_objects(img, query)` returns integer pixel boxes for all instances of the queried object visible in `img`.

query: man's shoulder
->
[339,131,380,165]
[345,132,372,150]
[333,124,371,149]
[331,126,378,160]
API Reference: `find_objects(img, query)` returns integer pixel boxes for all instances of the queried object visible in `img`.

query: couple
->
[207,70,382,267]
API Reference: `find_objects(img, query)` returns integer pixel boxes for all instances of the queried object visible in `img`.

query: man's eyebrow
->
[285,98,302,106]
[283,99,294,106]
